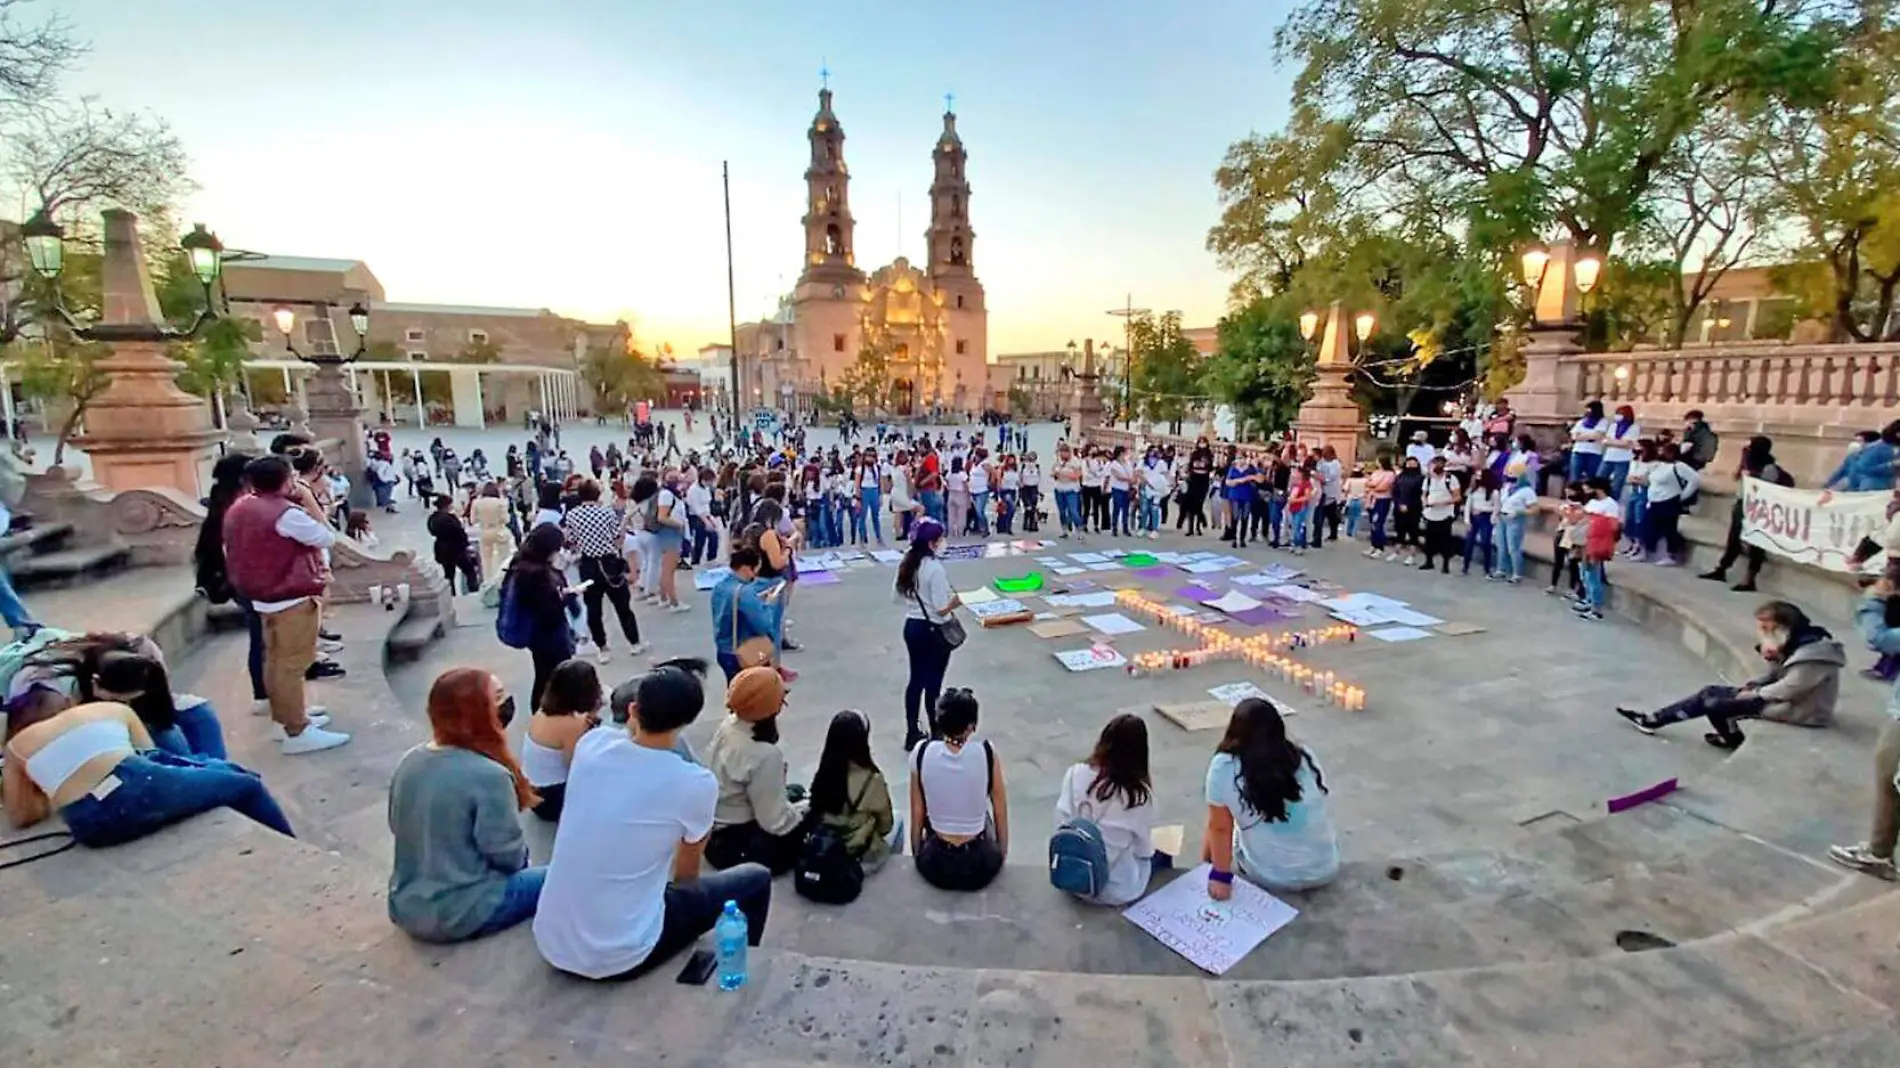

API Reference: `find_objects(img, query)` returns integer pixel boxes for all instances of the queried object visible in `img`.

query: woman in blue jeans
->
[2,701,292,847]
[896,519,960,751]
[12,632,228,759]
[387,667,545,942]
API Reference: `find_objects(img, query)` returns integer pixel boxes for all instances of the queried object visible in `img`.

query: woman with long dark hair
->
[195,451,265,709]
[1179,437,1214,536]
[1054,713,1158,905]
[809,709,898,870]
[387,667,544,942]
[1201,697,1338,898]
[502,524,577,709]
[895,518,961,750]
[519,659,602,821]
[18,632,229,759]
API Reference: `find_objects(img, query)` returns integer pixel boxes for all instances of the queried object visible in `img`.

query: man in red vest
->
[223,455,351,754]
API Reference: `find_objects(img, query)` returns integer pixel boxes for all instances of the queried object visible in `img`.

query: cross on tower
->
[944,91,955,113]
[820,61,830,89]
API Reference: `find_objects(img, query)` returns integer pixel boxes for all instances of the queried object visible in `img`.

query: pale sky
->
[48,0,1298,355]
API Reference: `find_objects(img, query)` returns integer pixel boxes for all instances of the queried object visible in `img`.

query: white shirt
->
[1405,442,1438,470]
[534,730,717,979]
[1602,420,1641,462]
[1020,462,1041,488]
[1627,459,1656,487]
[253,505,339,614]
[859,464,881,489]
[1464,487,1497,522]
[916,737,993,838]
[1106,460,1134,493]
[1052,459,1083,491]
[1584,497,1621,519]
[1141,462,1170,496]
[1499,485,1538,517]
[1421,474,1459,522]
[968,463,991,495]
[685,483,712,518]
[999,467,1021,491]
[1084,458,1107,489]
[1054,762,1156,906]
[900,556,954,623]
[1569,418,1607,455]
[1645,461,1699,504]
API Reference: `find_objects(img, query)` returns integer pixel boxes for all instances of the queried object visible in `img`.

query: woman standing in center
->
[895,518,960,751]
[563,479,645,663]
[1363,454,1396,558]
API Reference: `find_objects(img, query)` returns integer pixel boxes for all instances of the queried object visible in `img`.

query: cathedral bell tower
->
[925,105,976,286]
[926,99,987,411]
[799,85,863,286]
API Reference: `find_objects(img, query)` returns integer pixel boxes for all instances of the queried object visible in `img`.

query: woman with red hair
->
[387,667,545,942]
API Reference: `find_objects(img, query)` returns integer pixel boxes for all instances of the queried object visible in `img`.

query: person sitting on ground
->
[1202,696,1338,898]
[1054,712,1159,906]
[13,631,229,760]
[519,659,603,822]
[1828,569,1900,879]
[533,658,772,980]
[2,700,292,846]
[387,668,544,942]
[808,709,899,872]
[704,666,813,873]
[910,687,1009,891]
[1617,601,1846,749]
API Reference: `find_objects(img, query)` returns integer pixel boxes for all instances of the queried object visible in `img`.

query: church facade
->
[736,86,989,418]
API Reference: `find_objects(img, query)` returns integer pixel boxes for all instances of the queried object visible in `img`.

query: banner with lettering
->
[1739,477,1890,573]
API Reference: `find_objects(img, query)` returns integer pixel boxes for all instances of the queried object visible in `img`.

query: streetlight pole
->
[1105,294,1149,429]
[723,161,741,422]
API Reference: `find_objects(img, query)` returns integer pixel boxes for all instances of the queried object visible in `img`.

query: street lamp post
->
[1506,237,1602,444]
[1290,301,1373,465]
[263,298,375,506]
[1106,295,1149,429]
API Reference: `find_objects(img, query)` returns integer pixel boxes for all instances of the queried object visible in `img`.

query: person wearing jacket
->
[709,547,781,681]
[1828,572,1900,880]
[1617,601,1845,749]
[1680,411,1720,471]
[1820,421,1900,496]
[702,666,813,874]
[504,523,578,710]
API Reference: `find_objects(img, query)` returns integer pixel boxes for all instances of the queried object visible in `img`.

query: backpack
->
[1768,464,1795,488]
[793,823,864,905]
[495,569,534,649]
[1674,464,1701,509]
[1049,816,1112,897]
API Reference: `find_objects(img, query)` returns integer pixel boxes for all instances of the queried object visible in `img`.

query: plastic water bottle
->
[714,900,748,991]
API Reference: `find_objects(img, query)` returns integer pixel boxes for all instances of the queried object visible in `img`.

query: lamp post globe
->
[1299,310,1320,341]
[1353,311,1376,343]
[180,223,224,288]
[20,210,64,280]
[348,301,370,339]
[1574,254,1603,294]
[272,305,297,339]
[1519,245,1550,289]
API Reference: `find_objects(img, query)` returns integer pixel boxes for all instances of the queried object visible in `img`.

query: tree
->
[838,341,892,414]
[1006,385,1033,419]
[16,332,106,463]
[0,0,81,112]
[1201,297,1317,441]
[1638,128,1768,346]
[1127,310,1203,431]
[455,335,504,363]
[6,96,189,222]
[579,338,663,412]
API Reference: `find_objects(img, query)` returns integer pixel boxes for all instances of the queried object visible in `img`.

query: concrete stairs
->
[0,521,133,591]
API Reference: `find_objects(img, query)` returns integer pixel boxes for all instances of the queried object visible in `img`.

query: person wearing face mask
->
[386,667,544,942]
[1616,601,1845,749]
[1140,449,1171,539]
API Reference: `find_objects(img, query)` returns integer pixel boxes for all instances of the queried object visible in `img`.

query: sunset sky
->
[52,0,1299,354]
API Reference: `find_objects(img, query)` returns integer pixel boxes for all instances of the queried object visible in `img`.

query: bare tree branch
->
[0,0,82,113]
[5,95,192,220]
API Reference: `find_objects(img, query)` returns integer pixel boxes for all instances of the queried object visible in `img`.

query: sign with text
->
[1739,477,1889,573]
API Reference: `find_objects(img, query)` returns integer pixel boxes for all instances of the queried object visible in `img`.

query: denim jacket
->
[1826,441,1897,493]
[710,575,777,656]
[1855,593,1900,720]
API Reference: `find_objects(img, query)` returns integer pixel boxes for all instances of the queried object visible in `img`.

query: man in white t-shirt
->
[1405,431,1438,472]
[533,662,771,980]
[1417,457,1462,573]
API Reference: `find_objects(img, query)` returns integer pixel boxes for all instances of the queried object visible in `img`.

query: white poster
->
[1122,863,1300,975]
[1054,645,1128,672]
[1739,477,1889,573]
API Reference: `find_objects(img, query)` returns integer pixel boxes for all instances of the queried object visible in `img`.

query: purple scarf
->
[1612,415,1634,439]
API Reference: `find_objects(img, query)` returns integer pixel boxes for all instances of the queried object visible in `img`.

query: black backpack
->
[793,824,864,905]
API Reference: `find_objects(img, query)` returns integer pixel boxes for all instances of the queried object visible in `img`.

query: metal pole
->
[724,160,741,419]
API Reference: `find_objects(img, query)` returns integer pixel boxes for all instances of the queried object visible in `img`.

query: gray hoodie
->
[1748,630,1847,727]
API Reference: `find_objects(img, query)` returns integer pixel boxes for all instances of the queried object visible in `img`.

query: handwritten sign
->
[1739,477,1889,573]
[1122,863,1299,975]
[1053,645,1128,672]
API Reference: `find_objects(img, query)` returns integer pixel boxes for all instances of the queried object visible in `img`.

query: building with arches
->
[735,85,989,417]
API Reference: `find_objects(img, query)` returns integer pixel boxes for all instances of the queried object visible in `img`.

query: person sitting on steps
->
[1617,601,1845,749]
[518,659,602,822]
[808,709,900,873]
[1202,696,1339,898]
[703,667,814,874]
[910,688,1009,892]
[1054,713,1159,906]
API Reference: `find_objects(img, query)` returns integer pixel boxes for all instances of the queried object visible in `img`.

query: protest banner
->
[1739,477,1889,573]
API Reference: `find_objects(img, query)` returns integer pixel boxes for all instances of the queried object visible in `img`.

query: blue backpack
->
[495,570,533,649]
[1049,816,1111,897]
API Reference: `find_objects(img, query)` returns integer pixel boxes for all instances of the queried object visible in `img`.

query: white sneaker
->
[1383,551,1396,561]
[668,602,692,614]
[629,642,650,655]
[1148,531,1159,540]
[251,697,271,716]
[318,638,345,654]
[268,711,332,740]
[280,725,351,755]
[595,647,613,665]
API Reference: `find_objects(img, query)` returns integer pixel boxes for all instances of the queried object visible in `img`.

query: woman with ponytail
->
[387,667,544,942]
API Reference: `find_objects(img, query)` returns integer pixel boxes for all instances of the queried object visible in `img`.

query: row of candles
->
[1113,590,1369,711]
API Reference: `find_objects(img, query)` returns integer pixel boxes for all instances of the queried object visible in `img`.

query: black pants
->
[902,617,954,739]
[1551,544,1582,592]
[1393,508,1421,548]
[705,814,818,875]
[1420,517,1456,571]
[600,865,773,981]
[1318,501,1342,545]
[1020,486,1040,532]
[1180,485,1208,534]
[1714,500,1766,581]
[436,551,479,594]
[916,827,1004,891]
[528,641,570,711]
[1650,684,1767,742]
[530,782,565,822]
[1645,497,1686,559]
[578,555,641,649]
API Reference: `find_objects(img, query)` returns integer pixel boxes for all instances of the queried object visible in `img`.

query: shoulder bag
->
[913,588,966,648]
[732,586,777,668]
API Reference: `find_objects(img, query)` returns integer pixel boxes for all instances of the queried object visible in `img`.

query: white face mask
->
[1848,440,1865,454]
[1759,625,1790,654]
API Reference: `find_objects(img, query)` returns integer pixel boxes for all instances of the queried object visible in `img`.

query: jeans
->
[1463,514,1495,574]
[1600,459,1631,501]
[1580,559,1607,609]
[1368,498,1391,550]
[149,700,228,760]
[237,598,268,701]
[1109,488,1131,535]
[858,487,883,543]
[1499,514,1529,578]
[468,866,547,939]
[603,864,773,981]
[59,750,294,847]
[1624,487,1649,547]
[920,490,945,526]
[917,826,1004,891]
[1140,492,1161,534]
[1644,497,1686,559]
[995,489,1017,535]
[1345,500,1364,538]
[971,491,992,536]
[1055,489,1082,533]
[1266,496,1285,545]
[688,516,718,565]
[579,555,641,649]
[1289,508,1310,548]
[1647,684,1767,742]
[372,478,394,509]
[903,616,954,739]
[1567,450,1602,487]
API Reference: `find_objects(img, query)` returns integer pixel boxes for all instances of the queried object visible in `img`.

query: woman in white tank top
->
[519,660,603,821]
[909,688,1008,891]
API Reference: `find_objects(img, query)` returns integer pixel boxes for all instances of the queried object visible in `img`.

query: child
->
[1548,483,1590,598]
[1286,466,1313,554]
[1344,467,1368,539]
[1461,470,1498,576]
[1575,477,1622,621]
[345,509,379,550]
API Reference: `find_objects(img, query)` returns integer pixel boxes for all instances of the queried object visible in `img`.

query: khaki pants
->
[261,598,320,734]
[1871,718,1900,858]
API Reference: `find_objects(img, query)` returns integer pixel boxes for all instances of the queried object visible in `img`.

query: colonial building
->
[737,86,989,417]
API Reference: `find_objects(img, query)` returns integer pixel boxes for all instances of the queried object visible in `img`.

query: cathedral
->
[735,85,990,417]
